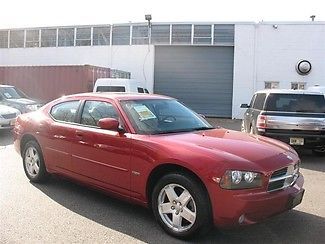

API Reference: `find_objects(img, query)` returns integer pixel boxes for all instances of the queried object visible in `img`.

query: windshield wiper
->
[154,127,214,134]
[154,129,195,134]
[193,127,215,131]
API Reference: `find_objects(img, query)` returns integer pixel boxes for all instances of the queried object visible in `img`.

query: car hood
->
[7,98,38,105]
[0,104,20,115]
[152,128,296,170]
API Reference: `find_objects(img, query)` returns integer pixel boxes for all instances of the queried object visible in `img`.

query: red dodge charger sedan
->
[13,93,304,239]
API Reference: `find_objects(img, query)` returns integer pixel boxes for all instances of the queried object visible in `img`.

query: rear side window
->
[50,101,80,123]
[144,89,149,94]
[265,94,325,113]
[137,87,144,93]
[96,86,126,92]
[249,94,256,107]
[81,101,120,127]
[252,93,266,110]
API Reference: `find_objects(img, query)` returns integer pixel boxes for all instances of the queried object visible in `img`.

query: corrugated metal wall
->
[154,46,234,117]
[0,65,111,102]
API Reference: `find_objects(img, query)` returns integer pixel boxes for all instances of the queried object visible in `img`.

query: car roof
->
[62,92,172,101]
[255,89,323,95]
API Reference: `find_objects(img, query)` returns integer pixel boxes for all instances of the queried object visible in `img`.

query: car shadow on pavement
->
[297,149,325,173]
[33,176,325,244]
[0,130,14,147]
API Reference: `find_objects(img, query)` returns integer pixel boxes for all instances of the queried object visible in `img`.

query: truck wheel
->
[151,172,211,239]
[241,120,246,132]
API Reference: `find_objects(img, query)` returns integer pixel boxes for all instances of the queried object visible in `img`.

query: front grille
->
[268,165,299,192]
[271,167,287,178]
[2,113,16,119]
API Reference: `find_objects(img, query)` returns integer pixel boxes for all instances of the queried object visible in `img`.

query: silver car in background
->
[0,104,20,130]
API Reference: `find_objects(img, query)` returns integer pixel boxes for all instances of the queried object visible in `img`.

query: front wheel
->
[151,173,211,239]
[23,140,49,182]
[241,120,246,132]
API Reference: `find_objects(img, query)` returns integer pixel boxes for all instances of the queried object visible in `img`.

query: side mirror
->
[198,114,206,118]
[240,104,250,108]
[98,118,123,132]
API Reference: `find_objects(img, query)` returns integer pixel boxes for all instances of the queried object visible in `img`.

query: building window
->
[112,26,130,45]
[214,24,234,45]
[75,27,91,46]
[265,81,280,89]
[9,30,24,48]
[151,25,170,44]
[41,29,57,47]
[0,30,8,48]
[132,25,148,45]
[25,30,39,48]
[291,82,306,90]
[172,24,191,44]
[93,26,110,46]
[58,28,75,47]
[193,25,212,44]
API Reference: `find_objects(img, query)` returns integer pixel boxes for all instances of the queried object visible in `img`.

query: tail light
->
[257,115,267,129]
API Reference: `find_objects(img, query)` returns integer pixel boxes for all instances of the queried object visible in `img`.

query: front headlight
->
[220,170,263,189]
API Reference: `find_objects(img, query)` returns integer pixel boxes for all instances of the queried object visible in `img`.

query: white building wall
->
[232,24,256,119]
[0,45,155,92]
[233,22,325,119]
[255,23,325,90]
[1,22,324,119]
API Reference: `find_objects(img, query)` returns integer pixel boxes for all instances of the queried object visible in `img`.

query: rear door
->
[44,100,81,172]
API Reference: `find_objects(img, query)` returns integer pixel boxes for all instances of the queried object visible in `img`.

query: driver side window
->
[80,100,119,127]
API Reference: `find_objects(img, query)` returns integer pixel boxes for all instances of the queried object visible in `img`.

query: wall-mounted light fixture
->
[145,14,152,28]
[296,60,312,75]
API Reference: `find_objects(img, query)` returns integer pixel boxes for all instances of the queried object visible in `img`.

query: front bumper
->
[0,118,16,130]
[211,174,304,228]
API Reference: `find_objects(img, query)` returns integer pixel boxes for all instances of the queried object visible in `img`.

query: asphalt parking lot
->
[1,119,324,243]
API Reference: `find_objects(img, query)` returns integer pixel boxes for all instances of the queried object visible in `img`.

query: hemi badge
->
[132,171,140,176]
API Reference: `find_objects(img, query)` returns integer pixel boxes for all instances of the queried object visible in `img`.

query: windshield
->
[0,87,27,99]
[265,94,325,113]
[121,99,214,134]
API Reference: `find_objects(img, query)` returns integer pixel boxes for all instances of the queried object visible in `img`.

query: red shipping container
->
[0,65,124,102]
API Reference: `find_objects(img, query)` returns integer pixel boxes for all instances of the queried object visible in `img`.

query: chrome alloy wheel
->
[24,146,40,178]
[157,183,197,233]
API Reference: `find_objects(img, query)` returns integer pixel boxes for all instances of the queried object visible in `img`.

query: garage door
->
[154,46,234,117]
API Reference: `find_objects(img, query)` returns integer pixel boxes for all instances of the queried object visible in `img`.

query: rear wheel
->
[23,140,49,182]
[151,173,211,239]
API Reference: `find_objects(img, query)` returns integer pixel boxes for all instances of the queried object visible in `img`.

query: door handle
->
[75,130,84,140]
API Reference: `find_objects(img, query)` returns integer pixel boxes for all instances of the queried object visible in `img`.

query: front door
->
[70,100,131,193]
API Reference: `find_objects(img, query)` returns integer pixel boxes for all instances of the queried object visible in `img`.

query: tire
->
[23,140,49,182]
[151,172,211,239]
[312,148,325,157]
[249,125,256,135]
[241,120,246,132]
